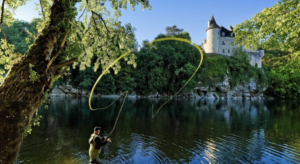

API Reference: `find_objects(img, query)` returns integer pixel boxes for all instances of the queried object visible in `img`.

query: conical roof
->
[206,16,220,31]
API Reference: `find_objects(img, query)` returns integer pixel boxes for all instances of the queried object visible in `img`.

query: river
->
[16,97,300,163]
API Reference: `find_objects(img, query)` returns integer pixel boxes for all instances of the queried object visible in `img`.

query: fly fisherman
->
[89,126,111,164]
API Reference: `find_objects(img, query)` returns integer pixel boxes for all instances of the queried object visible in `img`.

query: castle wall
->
[218,37,235,56]
[247,50,264,68]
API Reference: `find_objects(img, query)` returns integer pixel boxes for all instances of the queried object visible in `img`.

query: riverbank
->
[50,77,266,100]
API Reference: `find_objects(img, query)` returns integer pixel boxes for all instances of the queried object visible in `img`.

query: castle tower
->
[204,16,220,53]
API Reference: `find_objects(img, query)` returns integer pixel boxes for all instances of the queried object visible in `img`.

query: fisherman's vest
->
[89,134,101,160]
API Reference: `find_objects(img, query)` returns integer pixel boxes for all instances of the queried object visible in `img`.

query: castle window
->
[228,49,230,53]
[222,41,225,45]
[222,49,225,53]
[222,32,225,36]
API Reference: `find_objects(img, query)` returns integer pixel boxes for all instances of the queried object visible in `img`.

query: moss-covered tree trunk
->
[0,0,71,163]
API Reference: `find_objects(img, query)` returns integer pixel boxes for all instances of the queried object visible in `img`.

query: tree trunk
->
[0,0,70,163]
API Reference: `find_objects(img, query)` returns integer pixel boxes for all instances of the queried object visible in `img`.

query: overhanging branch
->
[39,0,45,19]
[77,8,85,20]
[51,58,78,69]
[91,12,103,38]
[91,11,110,34]
[0,0,8,46]
[0,0,5,25]
[57,66,69,78]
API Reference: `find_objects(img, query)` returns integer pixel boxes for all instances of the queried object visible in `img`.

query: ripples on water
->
[16,98,300,164]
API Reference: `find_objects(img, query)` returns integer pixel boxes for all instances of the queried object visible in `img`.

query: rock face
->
[50,78,92,97]
[50,85,92,97]
[195,77,266,100]
[50,73,266,99]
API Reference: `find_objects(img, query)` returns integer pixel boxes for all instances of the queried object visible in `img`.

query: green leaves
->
[233,0,300,98]
[0,19,37,54]
[234,0,300,60]
[29,63,38,83]
[264,50,300,98]
[134,32,199,95]
[24,115,42,137]
[1,0,151,85]
[0,39,15,82]
[68,0,151,75]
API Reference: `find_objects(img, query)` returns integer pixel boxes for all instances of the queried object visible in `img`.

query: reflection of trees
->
[264,100,300,161]
[18,98,300,163]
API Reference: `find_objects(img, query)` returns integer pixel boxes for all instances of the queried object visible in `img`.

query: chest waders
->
[89,134,101,163]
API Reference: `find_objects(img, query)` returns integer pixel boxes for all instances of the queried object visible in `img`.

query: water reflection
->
[17,98,300,164]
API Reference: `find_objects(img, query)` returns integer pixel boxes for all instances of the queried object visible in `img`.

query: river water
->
[16,97,300,164]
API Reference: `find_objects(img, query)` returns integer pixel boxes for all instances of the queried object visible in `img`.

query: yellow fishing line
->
[89,37,203,118]
[150,38,203,118]
[89,51,131,111]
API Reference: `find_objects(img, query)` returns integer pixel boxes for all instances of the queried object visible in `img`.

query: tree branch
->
[49,66,70,88]
[91,12,103,38]
[47,24,72,68]
[57,66,69,78]
[77,8,85,20]
[0,0,5,25]
[39,0,45,20]
[51,58,78,69]
[0,0,8,46]
[91,11,110,34]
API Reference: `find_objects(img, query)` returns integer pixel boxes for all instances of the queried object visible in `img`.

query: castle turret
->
[204,16,220,53]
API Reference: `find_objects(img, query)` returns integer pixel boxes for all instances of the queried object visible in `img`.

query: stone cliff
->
[50,75,266,99]
[195,75,266,100]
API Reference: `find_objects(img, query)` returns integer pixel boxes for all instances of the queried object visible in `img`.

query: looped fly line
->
[88,37,203,128]
[149,37,204,118]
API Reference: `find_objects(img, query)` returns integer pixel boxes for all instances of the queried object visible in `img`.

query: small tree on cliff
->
[0,0,151,163]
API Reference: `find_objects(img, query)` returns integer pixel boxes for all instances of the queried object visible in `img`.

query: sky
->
[14,0,279,46]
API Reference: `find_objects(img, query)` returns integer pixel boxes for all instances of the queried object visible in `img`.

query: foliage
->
[198,47,269,89]
[234,0,300,56]
[113,60,137,93]
[165,25,184,36]
[56,31,200,96]
[68,66,116,95]
[56,34,271,96]
[263,50,300,98]
[197,54,228,87]
[0,39,17,82]
[24,115,42,138]
[0,19,38,54]
[233,0,300,98]
[0,0,151,84]
[133,32,200,95]
[227,47,269,88]
[29,63,38,83]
